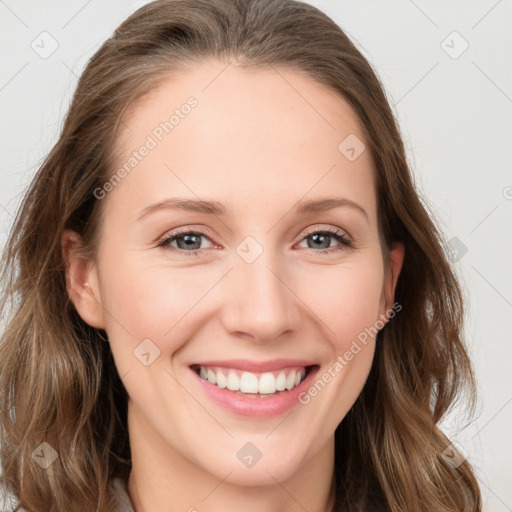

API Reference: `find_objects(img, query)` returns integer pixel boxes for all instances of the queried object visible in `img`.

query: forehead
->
[107,60,376,220]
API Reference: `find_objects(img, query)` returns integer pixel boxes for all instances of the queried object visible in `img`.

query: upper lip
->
[190,358,318,373]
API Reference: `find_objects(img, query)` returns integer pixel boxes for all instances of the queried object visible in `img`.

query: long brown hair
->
[0,0,481,510]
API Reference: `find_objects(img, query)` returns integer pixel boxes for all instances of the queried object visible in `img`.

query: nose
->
[220,249,302,344]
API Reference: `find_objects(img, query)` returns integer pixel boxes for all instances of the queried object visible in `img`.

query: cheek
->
[291,260,384,437]
[293,258,385,350]
[99,253,216,351]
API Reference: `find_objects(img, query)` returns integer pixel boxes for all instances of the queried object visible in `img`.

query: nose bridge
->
[222,238,300,342]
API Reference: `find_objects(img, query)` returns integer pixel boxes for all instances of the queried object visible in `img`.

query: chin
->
[201,449,305,487]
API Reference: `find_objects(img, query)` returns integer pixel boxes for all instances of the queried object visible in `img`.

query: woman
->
[0,0,482,510]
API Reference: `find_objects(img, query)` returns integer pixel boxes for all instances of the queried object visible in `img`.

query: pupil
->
[310,233,329,249]
[178,234,200,250]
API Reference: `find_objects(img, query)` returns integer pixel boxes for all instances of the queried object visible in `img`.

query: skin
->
[63,60,404,512]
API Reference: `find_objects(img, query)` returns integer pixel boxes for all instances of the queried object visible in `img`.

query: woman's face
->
[66,60,403,486]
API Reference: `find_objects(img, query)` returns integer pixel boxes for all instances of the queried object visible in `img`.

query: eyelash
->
[157,226,353,256]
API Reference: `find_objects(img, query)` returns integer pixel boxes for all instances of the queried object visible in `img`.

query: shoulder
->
[109,477,136,512]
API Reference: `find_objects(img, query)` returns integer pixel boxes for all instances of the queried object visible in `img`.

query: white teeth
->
[226,371,240,391]
[240,372,259,393]
[216,371,227,388]
[258,372,276,394]
[197,365,309,394]
[276,371,286,391]
[207,368,217,385]
[285,372,295,390]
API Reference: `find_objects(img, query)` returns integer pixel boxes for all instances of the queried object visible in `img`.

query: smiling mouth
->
[190,364,317,397]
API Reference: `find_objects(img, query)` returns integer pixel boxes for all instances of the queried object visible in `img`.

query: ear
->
[379,241,405,316]
[61,229,106,329]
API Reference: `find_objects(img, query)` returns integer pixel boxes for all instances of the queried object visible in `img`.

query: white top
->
[109,477,136,512]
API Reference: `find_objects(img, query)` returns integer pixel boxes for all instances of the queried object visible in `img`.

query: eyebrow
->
[137,196,369,222]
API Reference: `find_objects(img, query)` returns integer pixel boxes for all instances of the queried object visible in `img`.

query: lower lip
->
[190,366,319,418]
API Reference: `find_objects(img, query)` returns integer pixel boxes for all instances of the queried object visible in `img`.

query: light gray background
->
[1,1,511,510]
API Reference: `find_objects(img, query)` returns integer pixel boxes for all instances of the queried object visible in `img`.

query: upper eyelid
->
[302,225,350,238]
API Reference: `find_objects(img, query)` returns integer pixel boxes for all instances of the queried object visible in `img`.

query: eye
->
[157,226,352,256]
[157,229,215,255]
[296,227,352,254]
